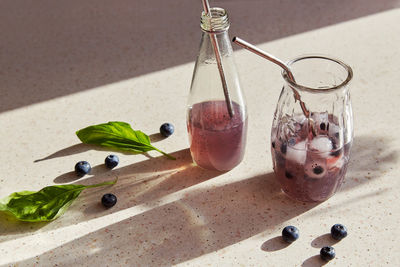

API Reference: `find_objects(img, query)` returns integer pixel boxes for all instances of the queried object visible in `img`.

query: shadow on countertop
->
[0,0,399,113]
[302,255,327,267]
[0,148,219,240]
[1,134,397,265]
[340,135,399,191]
[13,172,319,266]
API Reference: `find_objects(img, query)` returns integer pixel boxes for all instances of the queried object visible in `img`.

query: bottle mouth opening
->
[201,7,230,33]
[282,55,353,93]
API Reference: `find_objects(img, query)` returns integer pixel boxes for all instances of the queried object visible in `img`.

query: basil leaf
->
[76,121,175,160]
[0,179,116,222]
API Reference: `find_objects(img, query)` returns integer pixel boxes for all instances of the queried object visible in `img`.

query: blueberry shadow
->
[311,233,339,248]
[148,133,166,143]
[13,172,320,266]
[302,255,327,267]
[260,236,290,252]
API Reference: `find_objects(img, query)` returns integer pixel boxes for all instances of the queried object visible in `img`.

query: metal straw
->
[202,0,234,118]
[232,36,310,118]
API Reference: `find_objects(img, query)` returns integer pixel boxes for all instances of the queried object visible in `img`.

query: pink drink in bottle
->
[187,100,247,171]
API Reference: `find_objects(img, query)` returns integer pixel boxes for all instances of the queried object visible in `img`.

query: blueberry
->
[331,224,348,240]
[160,123,174,137]
[288,138,296,146]
[313,166,324,175]
[320,122,326,131]
[74,161,91,176]
[330,148,342,157]
[101,193,117,208]
[280,143,287,154]
[320,246,336,261]
[285,171,293,179]
[282,226,299,243]
[105,155,119,169]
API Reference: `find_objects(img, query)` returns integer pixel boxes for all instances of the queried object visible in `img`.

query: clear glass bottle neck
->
[200,7,230,33]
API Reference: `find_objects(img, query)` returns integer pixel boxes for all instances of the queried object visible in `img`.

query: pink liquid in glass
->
[271,113,352,202]
[187,100,247,171]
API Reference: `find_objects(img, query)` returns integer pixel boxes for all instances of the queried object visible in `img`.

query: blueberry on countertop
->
[160,123,174,137]
[320,246,336,261]
[101,193,117,208]
[105,154,119,169]
[282,226,299,243]
[75,161,91,176]
[331,223,348,240]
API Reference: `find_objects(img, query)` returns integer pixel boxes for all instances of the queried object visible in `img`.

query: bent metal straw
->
[232,36,317,135]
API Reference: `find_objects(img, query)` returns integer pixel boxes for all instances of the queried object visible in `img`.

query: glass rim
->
[281,54,353,93]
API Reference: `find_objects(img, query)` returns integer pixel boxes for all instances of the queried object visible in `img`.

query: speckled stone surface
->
[0,4,400,267]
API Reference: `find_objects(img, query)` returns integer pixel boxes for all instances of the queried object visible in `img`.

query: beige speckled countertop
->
[1,2,400,266]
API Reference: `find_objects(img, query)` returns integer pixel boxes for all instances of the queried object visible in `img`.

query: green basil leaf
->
[76,121,175,160]
[0,179,116,222]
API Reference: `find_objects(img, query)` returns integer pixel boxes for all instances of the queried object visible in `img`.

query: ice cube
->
[311,112,329,135]
[286,141,307,165]
[309,136,333,153]
[294,113,307,124]
[328,123,341,143]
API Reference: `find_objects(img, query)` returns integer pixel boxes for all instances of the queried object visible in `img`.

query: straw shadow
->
[260,236,290,252]
[1,0,398,113]
[301,255,327,267]
[53,165,111,184]
[311,233,339,248]
[13,172,320,266]
[341,135,399,191]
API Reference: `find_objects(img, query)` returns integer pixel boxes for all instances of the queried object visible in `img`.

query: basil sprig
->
[76,121,175,160]
[0,179,116,222]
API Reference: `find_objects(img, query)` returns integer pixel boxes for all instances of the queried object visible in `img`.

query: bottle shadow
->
[0,148,220,242]
[12,172,319,266]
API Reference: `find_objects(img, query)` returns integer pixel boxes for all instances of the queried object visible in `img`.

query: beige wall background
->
[0,0,399,112]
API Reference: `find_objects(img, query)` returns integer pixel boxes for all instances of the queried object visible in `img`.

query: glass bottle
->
[271,55,353,202]
[187,7,247,171]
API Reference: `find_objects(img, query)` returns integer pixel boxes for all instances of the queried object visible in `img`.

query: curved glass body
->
[271,55,353,202]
